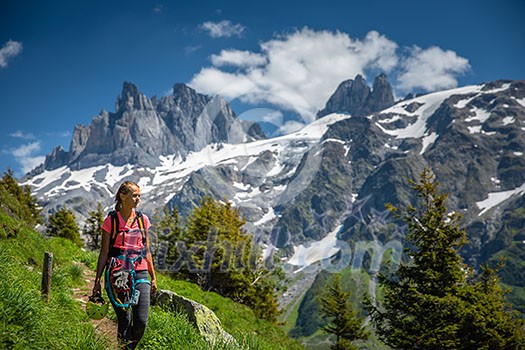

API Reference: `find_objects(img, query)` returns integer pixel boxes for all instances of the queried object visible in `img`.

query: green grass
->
[141,308,215,349]
[155,274,305,350]
[1,221,304,349]
[0,234,110,350]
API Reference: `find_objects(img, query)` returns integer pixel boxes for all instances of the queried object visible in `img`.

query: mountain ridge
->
[33,82,263,174]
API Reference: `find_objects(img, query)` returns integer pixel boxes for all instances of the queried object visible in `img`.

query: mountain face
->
[36,82,262,172]
[22,77,525,340]
[317,73,395,118]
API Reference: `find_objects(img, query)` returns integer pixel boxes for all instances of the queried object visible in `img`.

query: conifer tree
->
[319,274,368,350]
[0,169,42,225]
[47,207,83,247]
[83,202,104,250]
[154,205,183,269]
[180,196,280,321]
[368,169,525,349]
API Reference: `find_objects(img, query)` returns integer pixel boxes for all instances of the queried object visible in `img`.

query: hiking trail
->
[73,262,119,349]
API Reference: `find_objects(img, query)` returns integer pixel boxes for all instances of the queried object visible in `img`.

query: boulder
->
[152,289,238,347]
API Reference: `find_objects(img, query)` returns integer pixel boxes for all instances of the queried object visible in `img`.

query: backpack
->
[108,210,147,256]
[105,210,150,309]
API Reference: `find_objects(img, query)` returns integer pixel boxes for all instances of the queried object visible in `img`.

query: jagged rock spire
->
[317,74,395,118]
[116,81,154,112]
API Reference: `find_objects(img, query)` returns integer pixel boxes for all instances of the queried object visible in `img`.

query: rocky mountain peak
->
[317,73,395,118]
[173,82,199,98]
[116,81,153,113]
[37,81,263,173]
[369,73,395,112]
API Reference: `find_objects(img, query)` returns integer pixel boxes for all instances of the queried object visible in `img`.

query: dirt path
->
[72,263,119,349]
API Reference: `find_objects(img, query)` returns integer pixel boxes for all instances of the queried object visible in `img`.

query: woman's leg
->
[130,271,151,348]
[111,299,133,348]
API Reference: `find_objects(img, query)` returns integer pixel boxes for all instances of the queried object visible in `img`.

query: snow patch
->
[513,97,525,108]
[468,125,482,134]
[254,207,276,226]
[477,182,525,216]
[344,144,351,156]
[323,138,345,145]
[454,94,479,109]
[502,116,515,125]
[490,177,501,185]
[420,132,438,154]
[485,83,511,94]
[377,85,481,139]
[453,82,510,109]
[465,107,491,123]
[233,181,250,190]
[287,225,342,272]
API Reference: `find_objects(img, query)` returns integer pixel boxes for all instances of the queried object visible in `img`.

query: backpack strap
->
[109,210,119,245]
[135,211,147,245]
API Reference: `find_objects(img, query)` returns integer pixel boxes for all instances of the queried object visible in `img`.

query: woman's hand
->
[151,279,157,294]
[92,279,102,296]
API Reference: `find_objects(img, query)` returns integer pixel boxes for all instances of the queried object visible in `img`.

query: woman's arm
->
[92,230,110,295]
[145,233,157,294]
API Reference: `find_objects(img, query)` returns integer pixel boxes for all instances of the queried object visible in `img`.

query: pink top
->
[102,210,151,271]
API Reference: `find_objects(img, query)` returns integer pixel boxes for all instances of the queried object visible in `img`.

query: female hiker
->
[92,181,157,349]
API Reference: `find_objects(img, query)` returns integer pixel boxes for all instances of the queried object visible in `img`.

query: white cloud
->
[11,142,45,174]
[199,20,245,38]
[185,45,202,55]
[190,68,257,98]
[12,142,40,158]
[396,46,470,92]
[0,40,23,68]
[153,4,163,13]
[238,108,283,125]
[19,156,45,174]
[190,28,399,122]
[44,130,71,138]
[189,28,469,126]
[10,130,36,140]
[262,110,284,125]
[211,50,267,68]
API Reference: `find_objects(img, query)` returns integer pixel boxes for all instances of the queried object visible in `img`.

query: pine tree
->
[83,202,104,250]
[0,169,42,226]
[458,261,525,349]
[179,196,280,321]
[319,274,368,350]
[47,207,83,247]
[154,205,182,269]
[368,169,525,349]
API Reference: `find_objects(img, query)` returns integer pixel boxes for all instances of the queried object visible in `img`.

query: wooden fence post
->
[41,252,53,302]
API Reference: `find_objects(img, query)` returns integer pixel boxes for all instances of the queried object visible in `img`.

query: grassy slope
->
[153,274,304,350]
[1,226,110,349]
[1,212,303,349]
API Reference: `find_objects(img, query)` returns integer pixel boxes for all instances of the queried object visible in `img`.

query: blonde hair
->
[114,181,139,211]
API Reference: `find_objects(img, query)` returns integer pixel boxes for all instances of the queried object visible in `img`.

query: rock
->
[116,82,154,112]
[43,146,69,170]
[317,74,395,118]
[152,289,238,347]
[368,73,395,112]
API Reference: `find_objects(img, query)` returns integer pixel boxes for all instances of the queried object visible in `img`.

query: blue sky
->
[1,0,523,176]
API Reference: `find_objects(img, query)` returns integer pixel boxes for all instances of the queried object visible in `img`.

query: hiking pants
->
[109,270,150,350]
